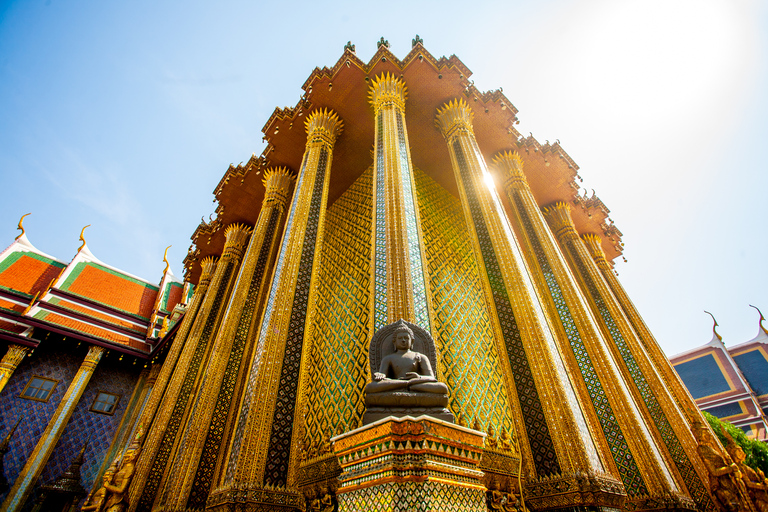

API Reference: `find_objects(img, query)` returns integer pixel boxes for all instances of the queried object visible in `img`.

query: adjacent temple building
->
[0,38,760,512]
[670,311,768,441]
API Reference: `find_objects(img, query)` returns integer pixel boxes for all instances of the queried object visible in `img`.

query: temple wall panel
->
[0,342,140,506]
[305,167,373,443]
[413,168,514,432]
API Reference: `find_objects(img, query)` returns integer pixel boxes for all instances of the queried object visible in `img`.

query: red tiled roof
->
[0,319,27,335]
[34,311,149,352]
[60,263,158,319]
[0,253,64,297]
[0,298,25,313]
[50,298,147,335]
[162,283,183,313]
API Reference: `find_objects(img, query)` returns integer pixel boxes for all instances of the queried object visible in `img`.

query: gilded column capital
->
[221,223,252,261]
[198,256,218,288]
[582,233,610,269]
[0,344,30,369]
[543,201,580,242]
[305,108,343,148]
[493,151,528,191]
[82,345,106,369]
[435,98,474,141]
[369,73,407,113]
[262,167,295,210]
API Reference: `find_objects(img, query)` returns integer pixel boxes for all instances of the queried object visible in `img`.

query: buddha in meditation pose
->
[365,322,448,397]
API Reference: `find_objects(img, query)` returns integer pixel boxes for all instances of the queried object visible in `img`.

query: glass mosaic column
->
[544,202,716,511]
[214,108,342,509]
[2,344,105,512]
[493,151,685,504]
[582,233,704,422]
[157,168,295,511]
[0,344,30,394]
[131,224,251,512]
[434,99,608,487]
[370,73,432,332]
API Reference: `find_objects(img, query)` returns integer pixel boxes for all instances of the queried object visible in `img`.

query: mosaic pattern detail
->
[137,260,235,511]
[453,139,560,477]
[565,244,714,509]
[395,111,429,329]
[264,147,329,487]
[373,112,387,332]
[0,343,139,508]
[414,170,514,431]
[305,168,372,442]
[0,343,79,504]
[187,208,281,508]
[225,152,309,482]
[511,194,647,496]
[36,358,138,505]
[338,481,486,512]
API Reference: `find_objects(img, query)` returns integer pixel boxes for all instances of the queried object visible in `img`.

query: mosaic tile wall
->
[413,169,514,432]
[0,340,140,509]
[305,167,372,442]
[0,342,79,504]
[35,355,139,504]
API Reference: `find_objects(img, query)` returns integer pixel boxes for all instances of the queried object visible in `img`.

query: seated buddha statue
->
[363,319,452,424]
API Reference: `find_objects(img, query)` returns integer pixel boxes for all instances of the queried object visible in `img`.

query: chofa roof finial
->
[704,310,723,343]
[15,213,31,241]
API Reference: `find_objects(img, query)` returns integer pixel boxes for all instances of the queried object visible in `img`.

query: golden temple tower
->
[117,38,741,512]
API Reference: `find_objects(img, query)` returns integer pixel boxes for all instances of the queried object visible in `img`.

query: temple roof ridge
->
[0,232,65,265]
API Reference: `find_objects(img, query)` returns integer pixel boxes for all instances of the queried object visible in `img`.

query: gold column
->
[211,109,341,510]
[544,202,716,510]
[494,151,683,503]
[1,345,105,512]
[434,99,605,485]
[157,168,295,510]
[582,233,703,421]
[130,224,251,512]
[369,73,432,331]
[125,258,216,512]
[0,344,30,394]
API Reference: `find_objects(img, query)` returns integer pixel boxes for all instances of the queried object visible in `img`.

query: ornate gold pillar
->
[211,109,341,510]
[131,224,251,512]
[582,233,703,421]
[493,151,685,505]
[544,202,716,511]
[370,73,432,331]
[156,168,295,510]
[434,98,611,498]
[0,344,30,394]
[1,345,105,512]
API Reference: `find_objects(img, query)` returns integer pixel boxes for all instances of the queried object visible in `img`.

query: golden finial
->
[162,245,172,274]
[15,213,31,240]
[750,305,768,336]
[704,311,723,342]
[77,225,91,252]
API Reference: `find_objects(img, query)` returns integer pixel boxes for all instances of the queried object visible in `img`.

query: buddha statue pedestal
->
[363,391,453,424]
[363,319,454,425]
[332,415,487,512]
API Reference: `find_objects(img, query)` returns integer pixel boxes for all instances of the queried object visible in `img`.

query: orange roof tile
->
[59,262,158,319]
[49,298,147,335]
[33,311,149,352]
[0,252,65,297]
[0,319,27,335]
[162,282,183,313]
[0,298,25,313]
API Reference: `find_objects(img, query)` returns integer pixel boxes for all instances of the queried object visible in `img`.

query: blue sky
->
[1,0,765,355]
